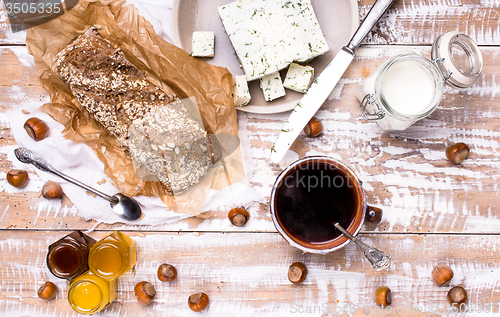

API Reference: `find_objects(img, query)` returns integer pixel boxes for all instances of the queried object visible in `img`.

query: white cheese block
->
[283,63,314,93]
[232,75,251,107]
[191,31,214,57]
[218,0,329,81]
[260,72,285,101]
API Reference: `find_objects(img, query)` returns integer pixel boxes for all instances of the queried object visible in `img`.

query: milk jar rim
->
[375,52,444,121]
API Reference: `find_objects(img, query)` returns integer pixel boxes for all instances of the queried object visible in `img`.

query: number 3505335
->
[5,1,62,15]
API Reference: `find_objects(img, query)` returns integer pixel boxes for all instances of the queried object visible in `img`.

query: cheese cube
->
[218,0,329,81]
[232,75,251,107]
[283,63,314,93]
[191,31,214,57]
[260,72,285,101]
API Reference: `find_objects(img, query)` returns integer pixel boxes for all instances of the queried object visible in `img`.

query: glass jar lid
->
[431,31,483,89]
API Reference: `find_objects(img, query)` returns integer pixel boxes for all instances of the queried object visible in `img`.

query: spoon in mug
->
[334,222,391,271]
[14,147,142,221]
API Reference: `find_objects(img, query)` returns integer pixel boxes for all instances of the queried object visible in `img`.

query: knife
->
[271,0,396,163]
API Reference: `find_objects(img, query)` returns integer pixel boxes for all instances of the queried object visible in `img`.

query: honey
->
[46,230,96,280]
[68,271,117,315]
[50,247,80,274]
[88,231,136,280]
[72,282,100,310]
[91,245,122,276]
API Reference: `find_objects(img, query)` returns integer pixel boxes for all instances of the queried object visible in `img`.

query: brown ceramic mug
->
[270,156,379,254]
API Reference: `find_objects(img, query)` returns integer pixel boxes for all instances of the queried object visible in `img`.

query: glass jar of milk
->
[356,31,483,131]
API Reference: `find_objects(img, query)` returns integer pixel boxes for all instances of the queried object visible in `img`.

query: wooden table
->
[1,0,500,316]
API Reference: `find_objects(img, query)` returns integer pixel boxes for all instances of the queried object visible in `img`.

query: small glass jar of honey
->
[68,271,117,315]
[46,230,96,280]
[88,231,137,280]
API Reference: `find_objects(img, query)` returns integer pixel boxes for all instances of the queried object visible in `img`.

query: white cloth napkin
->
[7,0,263,225]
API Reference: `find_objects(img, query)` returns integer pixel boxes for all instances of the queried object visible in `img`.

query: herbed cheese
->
[218,0,329,81]
[232,75,251,106]
[283,63,314,93]
[260,72,285,101]
[191,31,215,57]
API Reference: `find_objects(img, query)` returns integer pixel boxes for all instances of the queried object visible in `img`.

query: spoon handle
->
[14,147,118,203]
[334,223,391,271]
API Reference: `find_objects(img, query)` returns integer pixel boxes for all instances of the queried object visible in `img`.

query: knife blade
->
[271,0,396,163]
[270,49,353,163]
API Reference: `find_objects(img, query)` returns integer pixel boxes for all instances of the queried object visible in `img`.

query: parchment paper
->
[24,0,245,214]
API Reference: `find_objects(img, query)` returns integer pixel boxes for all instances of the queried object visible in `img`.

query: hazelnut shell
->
[7,169,29,188]
[37,281,57,300]
[288,262,307,284]
[188,292,209,312]
[228,208,249,227]
[303,117,323,138]
[432,264,454,286]
[447,286,467,306]
[24,117,49,141]
[157,263,177,282]
[134,281,156,305]
[445,142,470,164]
[42,181,63,199]
[375,286,392,307]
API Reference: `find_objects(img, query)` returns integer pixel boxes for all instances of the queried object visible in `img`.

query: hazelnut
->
[365,206,383,224]
[228,208,249,227]
[134,281,156,305]
[375,286,392,307]
[303,117,323,137]
[37,281,57,300]
[157,263,177,282]
[7,169,29,188]
[447,286,467,307]
[288,262,307,284]
[446,142,470,164]
[188,292,209,312]
[432,264,454,286]
[24,117,49,141]
[42,181,63,199]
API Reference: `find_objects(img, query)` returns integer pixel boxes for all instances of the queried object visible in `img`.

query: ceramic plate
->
[172,0,359,114]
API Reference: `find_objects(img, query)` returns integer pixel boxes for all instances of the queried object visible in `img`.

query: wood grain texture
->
[0,7,26,45]
[1,0,500,46]
[2,46,500,233]
[360,0,500,45]
[229,45,500,235]
[0,1,500,316]
[1,231,500,317]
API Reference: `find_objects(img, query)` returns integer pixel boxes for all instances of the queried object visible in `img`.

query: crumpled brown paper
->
[25,0,244,213]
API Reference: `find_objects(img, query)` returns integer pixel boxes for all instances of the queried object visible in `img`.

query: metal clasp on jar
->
[360,94,385,121]
[432,57,453,83]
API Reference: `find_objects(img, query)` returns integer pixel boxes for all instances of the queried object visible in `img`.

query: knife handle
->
[346,0,396,53]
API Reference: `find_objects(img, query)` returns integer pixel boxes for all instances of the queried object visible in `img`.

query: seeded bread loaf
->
[54,27,218,193]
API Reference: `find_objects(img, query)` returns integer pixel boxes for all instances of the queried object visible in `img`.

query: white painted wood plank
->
[0,9,26,45]
[361,0,500,45]
[1,1,500,46]
[2,46,500,233]
[1,231,500,316]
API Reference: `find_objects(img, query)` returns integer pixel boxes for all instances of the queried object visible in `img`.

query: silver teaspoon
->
[334,222,391,271]
[14,147,142,221]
